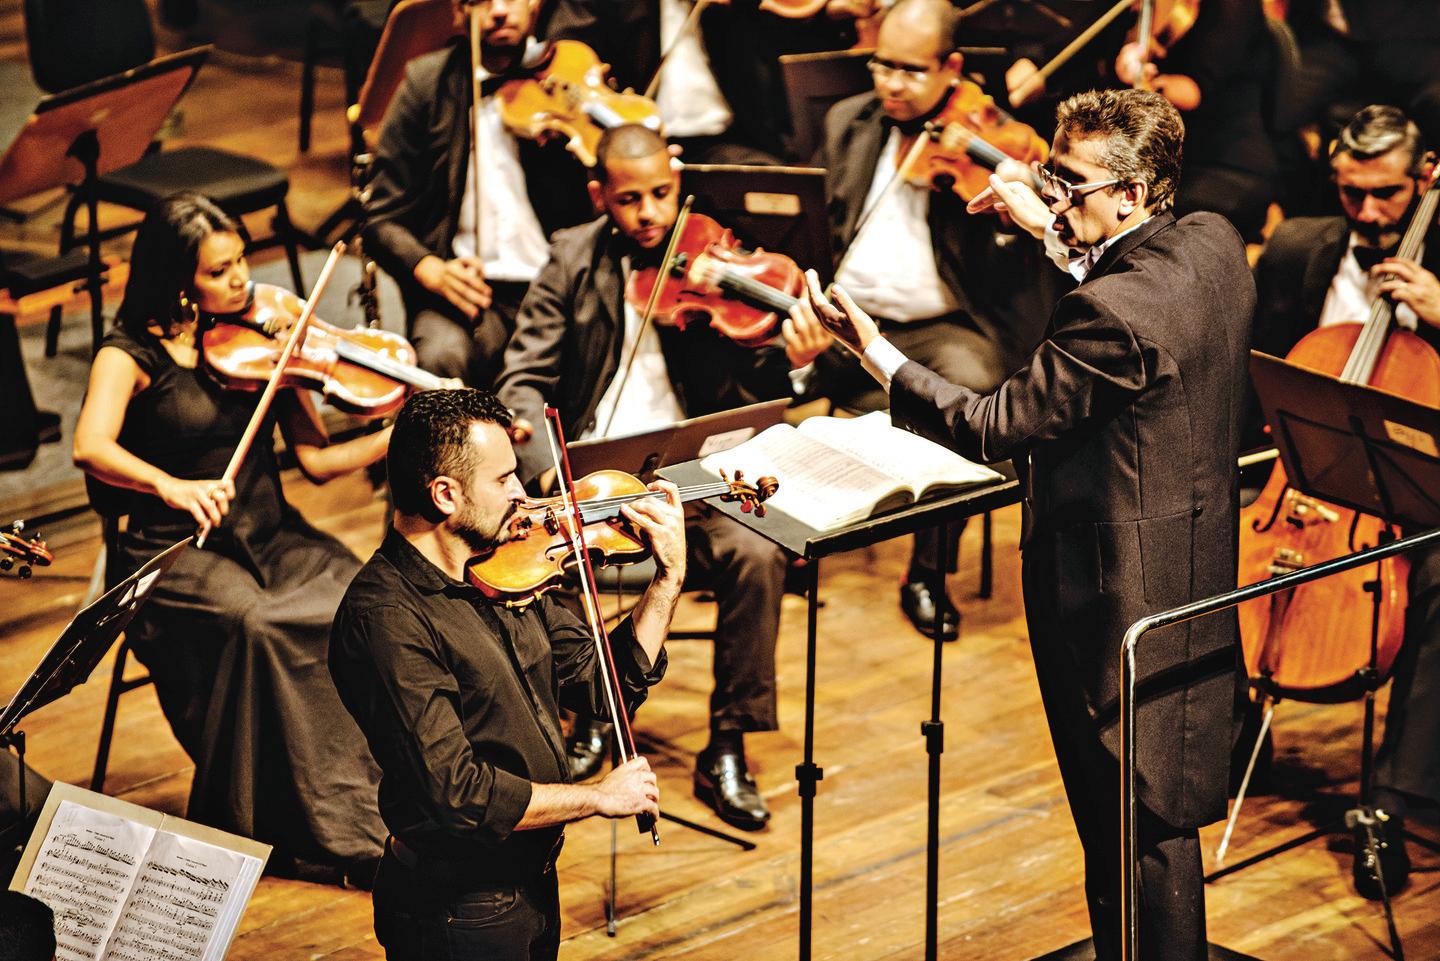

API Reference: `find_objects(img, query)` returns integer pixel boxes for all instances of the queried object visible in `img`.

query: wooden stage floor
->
[5,474,1439,961]
[1,11,1438,958]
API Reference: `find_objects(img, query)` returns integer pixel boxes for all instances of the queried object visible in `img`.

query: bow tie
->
[1352,244,1397,273]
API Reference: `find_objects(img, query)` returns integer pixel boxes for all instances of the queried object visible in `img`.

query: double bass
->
[1238,163,1440,700]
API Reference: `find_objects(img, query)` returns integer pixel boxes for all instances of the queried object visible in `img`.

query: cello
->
[1237,162,1440,701]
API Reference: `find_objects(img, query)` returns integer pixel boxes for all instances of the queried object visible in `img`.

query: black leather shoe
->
[1351,807,1409,900]
[694,746,770,831]
[899,580,959,641]
[566,719,613,782]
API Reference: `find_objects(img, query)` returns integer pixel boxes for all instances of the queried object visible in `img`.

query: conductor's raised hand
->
[967,170,1053,240]
[620,479,687,581]
[799,269,879,354]
[594,756,660,818]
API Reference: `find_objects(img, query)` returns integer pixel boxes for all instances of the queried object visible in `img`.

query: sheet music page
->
[700,424,906,529]
[798,412,1002,495]
[22,800,156,961]
[102,830,262,961]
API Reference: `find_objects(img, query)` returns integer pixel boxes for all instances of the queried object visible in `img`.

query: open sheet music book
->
[699,411,1003,531]
[10,782,269,961]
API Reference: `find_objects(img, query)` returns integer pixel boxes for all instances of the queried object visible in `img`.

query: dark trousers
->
[372,846,561,961]
[820,313,1008,575]
[406,280,530,389]
[1024,573,1207,961]
[684,502,786,732]
[1375,544,1440,811]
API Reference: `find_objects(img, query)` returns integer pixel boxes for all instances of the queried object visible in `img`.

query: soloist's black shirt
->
[329,530,665,876]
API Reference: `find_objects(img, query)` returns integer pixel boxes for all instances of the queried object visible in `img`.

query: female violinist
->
[72,193,388,884]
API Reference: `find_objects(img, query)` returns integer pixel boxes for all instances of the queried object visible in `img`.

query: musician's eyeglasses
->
[1033,161,1123,210]
[866,57,933,85]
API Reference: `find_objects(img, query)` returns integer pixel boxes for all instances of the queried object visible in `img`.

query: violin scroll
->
[715,468,778,517]
[1,520,54,579]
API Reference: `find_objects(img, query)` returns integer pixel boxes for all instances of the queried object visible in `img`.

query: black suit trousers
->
[372,846,561,961]
[1023,558,1208,961]
[1375,543,1440,810]
[406,280,530,389]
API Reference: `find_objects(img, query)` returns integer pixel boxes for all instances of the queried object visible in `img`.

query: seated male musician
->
[495,123,832,830]
[818,0,1066,640]
[364,0,592,386]
[1252,103,1440,897]
[540,0,860,163]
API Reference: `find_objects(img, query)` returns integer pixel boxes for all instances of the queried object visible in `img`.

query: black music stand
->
[1197,353,1440,961]
[567,399,790,480]
[661,457,1020,961]
[0,538,190,853]
[679,164,832,284]
[0,48,208,350]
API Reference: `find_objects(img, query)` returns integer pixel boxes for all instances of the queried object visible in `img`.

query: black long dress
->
[100,324,385,870]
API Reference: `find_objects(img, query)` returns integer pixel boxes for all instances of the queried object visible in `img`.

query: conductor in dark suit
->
[1252,104,1440,898]
[364,0,591,386]
[798,88,1253,958]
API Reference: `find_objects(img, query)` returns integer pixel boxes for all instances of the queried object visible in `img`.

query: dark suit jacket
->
[362,41,592,307]
[890,212,1255,829]
[820,92,1064,366]
[495,217,796,483]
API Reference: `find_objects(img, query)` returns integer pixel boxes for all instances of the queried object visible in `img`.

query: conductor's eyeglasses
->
[1033,161,1122,209]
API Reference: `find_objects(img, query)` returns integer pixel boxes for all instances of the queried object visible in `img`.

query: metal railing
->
[1119,524,1440,961]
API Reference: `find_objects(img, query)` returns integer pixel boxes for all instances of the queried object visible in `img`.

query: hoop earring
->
[176,293,200,324]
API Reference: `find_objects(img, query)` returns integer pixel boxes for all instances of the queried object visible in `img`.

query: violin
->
[466,467,776,606]
[200,282,456,418]
[497,40,663,168]
[625,213,807,348]
[898,79,1049,202]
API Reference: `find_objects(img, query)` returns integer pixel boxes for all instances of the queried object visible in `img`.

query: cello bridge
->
[1268,548,1304,576]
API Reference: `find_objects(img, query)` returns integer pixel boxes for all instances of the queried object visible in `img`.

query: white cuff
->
[860,336,909,392]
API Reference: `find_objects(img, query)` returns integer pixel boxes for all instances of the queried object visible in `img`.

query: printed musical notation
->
[20,796,265,961]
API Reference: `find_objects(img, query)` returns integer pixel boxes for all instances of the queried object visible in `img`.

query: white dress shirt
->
[834,128,959,323]
[452,94,551,283]
[584,262,686,439]
[653,0,732,139]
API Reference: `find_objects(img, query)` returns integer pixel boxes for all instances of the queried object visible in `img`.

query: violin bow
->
[1007,0,1130,108]
[195,242,347,549]
[541,407,661,844]
[1133,0,1156,90]
[468,1,486,265]
[600,194,695,439]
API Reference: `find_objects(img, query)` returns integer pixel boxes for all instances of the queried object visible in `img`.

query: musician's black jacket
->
[362,40,592,307]
[329,529,665,877]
